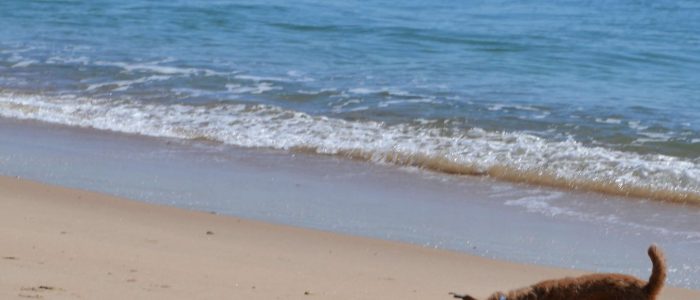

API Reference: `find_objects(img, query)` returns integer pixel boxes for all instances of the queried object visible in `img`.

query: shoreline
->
[1,176,699,299]
[1,91,698,205]
[2,117,700,289]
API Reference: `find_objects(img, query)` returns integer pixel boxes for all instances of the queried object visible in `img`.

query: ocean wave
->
[0,92,699,204]
[226,82,281,94]
[93,61,226,76]
[85,75,172,92]
[234,74,313,83]
[348,87,416,97]
[376,98,439,108]
[46,55,91,65]
[10,59,38,68]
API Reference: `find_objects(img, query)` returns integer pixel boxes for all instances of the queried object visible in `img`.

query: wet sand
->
[1,176,698,299]
[2,118,700,290]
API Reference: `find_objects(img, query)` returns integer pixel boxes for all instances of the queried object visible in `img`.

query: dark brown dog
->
[451,245,666,300]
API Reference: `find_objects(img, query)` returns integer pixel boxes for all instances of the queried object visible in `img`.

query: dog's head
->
[450,292,507,300]
[449,292,477,300]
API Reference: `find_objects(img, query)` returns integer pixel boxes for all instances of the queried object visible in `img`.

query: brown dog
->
[450,245,666,300]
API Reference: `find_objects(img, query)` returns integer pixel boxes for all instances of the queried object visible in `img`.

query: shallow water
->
[1,0,699,201]
[1,118,699,289]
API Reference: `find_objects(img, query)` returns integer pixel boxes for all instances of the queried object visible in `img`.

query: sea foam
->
[1,92,698,203]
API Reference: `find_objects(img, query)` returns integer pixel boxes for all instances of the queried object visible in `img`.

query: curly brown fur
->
[451,245,666,300]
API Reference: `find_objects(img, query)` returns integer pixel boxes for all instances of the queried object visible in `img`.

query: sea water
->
[1,0,699,202]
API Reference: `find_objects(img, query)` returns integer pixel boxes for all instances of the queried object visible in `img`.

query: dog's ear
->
[449,292,478,300]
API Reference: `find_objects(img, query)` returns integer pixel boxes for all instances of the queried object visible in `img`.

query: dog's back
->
[452,245,667,300]
[499,245,666,300]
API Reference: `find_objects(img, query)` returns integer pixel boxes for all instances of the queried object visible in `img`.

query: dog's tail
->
[643,244,666,298]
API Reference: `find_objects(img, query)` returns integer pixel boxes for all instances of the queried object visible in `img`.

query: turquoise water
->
[1,0,699,201]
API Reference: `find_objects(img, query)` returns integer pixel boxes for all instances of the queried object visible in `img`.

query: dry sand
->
[1,176,698,299]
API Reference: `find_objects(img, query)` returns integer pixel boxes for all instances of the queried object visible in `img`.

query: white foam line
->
[225,83,282,94]
[234,74,313,83]
[85,75,171,92]
[488,103,543,112]
[94,61,225,76]
[628,120,648,131]
[348,87,377,94]
[505,193,700,240]
[46,56,91,65]
[0,93,698,201]
[487,104,504,111]
[595,118,623,124]
[377,98,438,108]
[11,60,38,68]
[348,87,415,97]
[504,192,566,216]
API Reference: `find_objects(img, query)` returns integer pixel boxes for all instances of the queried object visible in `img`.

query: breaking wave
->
[1,92,699,204]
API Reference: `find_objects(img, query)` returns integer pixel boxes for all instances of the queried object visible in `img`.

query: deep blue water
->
[1,0,699,200]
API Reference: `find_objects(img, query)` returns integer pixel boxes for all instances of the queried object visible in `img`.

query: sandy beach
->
[1,176,697,300]
[2,0,700,299]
